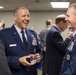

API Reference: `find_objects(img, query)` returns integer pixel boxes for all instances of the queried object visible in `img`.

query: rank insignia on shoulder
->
[66,54,70,61]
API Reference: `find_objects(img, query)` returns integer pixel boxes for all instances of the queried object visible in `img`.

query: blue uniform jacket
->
[0,25,42,75]
[60,35,76,75]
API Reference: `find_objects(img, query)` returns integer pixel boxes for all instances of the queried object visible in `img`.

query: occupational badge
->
[66,54,70,61]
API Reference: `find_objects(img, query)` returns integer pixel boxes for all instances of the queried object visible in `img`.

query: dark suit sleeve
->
[0,40,11,75]
[52,32,70,53]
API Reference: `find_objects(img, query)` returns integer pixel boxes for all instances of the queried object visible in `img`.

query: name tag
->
[9,44,17,47]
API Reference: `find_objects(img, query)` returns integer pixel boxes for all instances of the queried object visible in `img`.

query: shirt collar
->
[14,25,25,34]
[55,25,62,33]
[73,30,76,36]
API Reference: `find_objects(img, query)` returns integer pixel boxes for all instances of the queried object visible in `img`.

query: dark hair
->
[2,23,5,28]
[46,20,52,25]
[55,17,66,24]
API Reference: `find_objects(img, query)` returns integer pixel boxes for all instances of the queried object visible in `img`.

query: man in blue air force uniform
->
[0,7,42,75]
[60,3,76,75]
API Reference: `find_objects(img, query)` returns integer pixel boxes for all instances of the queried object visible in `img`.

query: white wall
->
[0,11,68,39]
[29,11,66,32]
[0,12,14,27]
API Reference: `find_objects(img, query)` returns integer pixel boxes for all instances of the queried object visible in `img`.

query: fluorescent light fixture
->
[0,6,4,9]
[50,2,70,8]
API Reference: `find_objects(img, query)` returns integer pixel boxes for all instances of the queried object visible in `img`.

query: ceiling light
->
[50,2,70,8]
[0,6,4,9]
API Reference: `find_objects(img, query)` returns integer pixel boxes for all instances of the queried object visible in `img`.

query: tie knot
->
[21,30,24,34]
[21,30,27,34]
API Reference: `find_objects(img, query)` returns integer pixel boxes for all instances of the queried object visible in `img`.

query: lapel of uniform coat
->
[66,34,76,51]
[11,25,26,50]
[26,29,32,54]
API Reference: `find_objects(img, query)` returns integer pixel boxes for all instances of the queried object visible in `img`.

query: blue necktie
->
[21,30,27,48]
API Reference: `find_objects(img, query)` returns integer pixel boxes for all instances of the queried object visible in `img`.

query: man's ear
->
[13,16,17,21]
[60,21,63,24]
[59,21,63,25]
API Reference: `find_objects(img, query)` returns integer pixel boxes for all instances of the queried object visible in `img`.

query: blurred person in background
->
[45,14,73,75]
[0,22,5,30]
[39,19,52,75]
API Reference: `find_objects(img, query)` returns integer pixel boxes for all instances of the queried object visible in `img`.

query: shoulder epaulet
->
[28,29,37,35]
[1,27,11,32]
[28,29,35,32]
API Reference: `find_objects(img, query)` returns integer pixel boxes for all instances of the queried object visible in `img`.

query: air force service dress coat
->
[60,34,76,75]
[45,26,71,75]
[0,25,42,75]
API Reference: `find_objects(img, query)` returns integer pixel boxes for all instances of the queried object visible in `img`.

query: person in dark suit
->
[45,14,73,75]
[0,6,42,75]
[39,19,52,75]
[60,3,76,75]
[0,40,11,75]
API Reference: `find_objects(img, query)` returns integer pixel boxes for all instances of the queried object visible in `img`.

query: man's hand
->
[42,46,46,52]
[19,55,34,66]
[34,53,41,63]
[68,32,73,39]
